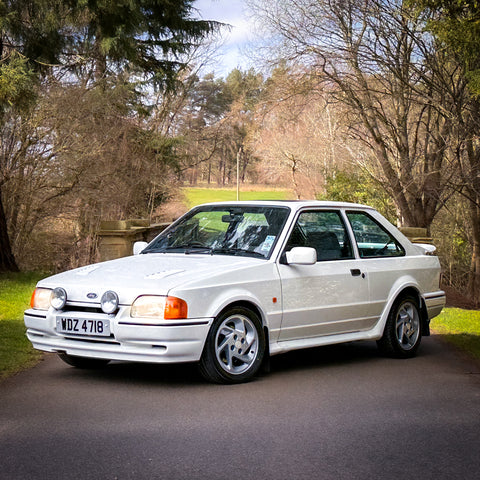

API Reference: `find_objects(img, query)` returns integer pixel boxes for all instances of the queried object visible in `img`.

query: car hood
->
[38,253,261,305]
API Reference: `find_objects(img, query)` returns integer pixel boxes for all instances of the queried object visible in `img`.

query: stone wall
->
[97,220,170,261]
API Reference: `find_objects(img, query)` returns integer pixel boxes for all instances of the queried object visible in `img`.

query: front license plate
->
[56,317,111,337]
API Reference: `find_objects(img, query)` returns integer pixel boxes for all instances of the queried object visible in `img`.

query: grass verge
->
[431,307,480,361]
[1,271,479,380]
[0,272,45,380]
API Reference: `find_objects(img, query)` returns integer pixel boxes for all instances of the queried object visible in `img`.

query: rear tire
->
[58,353,110,369]
[199,307,265,384]
[377,295,422,358]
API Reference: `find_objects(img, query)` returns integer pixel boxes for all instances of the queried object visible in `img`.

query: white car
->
[25,201,446,383]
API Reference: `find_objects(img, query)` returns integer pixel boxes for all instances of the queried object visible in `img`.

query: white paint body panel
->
[24,200,445,365]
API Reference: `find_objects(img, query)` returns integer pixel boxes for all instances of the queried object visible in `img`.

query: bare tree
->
[253,65,353,198]
[450,96,480,300]
[165,68,264,187]
[0,79,181,270]
[249,0,458,230]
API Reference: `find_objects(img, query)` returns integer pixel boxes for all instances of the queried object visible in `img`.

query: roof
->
[197,200,375,211]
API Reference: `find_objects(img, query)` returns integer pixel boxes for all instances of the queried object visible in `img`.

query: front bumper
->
[24,307,213,364]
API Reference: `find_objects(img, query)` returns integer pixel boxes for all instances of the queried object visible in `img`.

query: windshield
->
[143,205,290,259]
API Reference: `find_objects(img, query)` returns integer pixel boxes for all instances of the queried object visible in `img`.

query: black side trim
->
[424,293,446,300]
[118,321,209,327]
[25,313,47,319]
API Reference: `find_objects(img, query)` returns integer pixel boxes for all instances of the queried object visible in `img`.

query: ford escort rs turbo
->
[25,201,446,383]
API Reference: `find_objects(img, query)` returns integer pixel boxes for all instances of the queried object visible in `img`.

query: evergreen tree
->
[0,0,218,271]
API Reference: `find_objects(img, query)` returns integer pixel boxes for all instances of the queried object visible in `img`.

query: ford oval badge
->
[87,292,98,299]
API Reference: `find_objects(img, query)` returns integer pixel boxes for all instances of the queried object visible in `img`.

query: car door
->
[277,209,377,342]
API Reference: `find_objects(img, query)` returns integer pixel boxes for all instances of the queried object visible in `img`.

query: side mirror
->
[285,247,317,265]
[133,241,148,255]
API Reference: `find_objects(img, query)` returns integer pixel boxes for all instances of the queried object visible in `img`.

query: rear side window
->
[346,211,405,258]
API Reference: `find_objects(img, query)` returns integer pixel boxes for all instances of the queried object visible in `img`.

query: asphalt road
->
[1,336,479,480]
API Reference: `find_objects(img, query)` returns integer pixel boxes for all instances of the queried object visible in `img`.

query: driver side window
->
[285,210,354,261]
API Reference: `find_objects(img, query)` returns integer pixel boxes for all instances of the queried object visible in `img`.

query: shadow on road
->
[50,339,391,386]
[269,340,381,373]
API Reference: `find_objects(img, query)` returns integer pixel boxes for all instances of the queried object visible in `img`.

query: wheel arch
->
[199,300,269,383]
[387,286,430,337]
[215,300,271,359]
[204,289,274,358]
[216,300,266,328]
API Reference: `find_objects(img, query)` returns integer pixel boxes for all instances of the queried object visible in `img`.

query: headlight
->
[30,288,52,310]
[131,296,188,320]
[101,291,119,314]
[51,287,67,310]
[130,296,166,318]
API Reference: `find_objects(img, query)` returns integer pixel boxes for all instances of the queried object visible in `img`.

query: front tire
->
[199,307,265,384]
[377,295,422,358]
[58,353,110,369]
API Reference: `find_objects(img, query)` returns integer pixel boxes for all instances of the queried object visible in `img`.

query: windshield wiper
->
[211,247,265,258]
[144,245,265,258]
[142,246,180,254]
[167,244,215,254]
[142,245,212,254]
[184,245,213,255]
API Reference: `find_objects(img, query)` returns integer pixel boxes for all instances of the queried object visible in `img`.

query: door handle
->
[350,269,362,277]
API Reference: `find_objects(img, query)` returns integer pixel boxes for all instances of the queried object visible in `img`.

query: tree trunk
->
[464,124,480,305]
[468,199,480,306]
[0,185,19,272]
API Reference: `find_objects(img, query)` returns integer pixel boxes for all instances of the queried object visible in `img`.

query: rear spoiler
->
[415,243,437,255]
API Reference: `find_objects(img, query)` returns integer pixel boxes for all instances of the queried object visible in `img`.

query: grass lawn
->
[431,308,480,361]
[0,272,44,380]
[183,187,292,209]
[1,269,480,380]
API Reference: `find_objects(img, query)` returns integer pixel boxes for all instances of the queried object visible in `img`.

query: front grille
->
[63,304,103,315]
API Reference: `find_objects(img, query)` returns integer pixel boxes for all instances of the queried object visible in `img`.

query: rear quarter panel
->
[365,254,442,336]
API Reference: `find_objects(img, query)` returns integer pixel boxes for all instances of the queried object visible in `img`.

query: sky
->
[194,0,254,77]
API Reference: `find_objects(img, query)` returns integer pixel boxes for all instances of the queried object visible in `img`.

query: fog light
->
[101,291,119,314]
[51,287,67,310]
